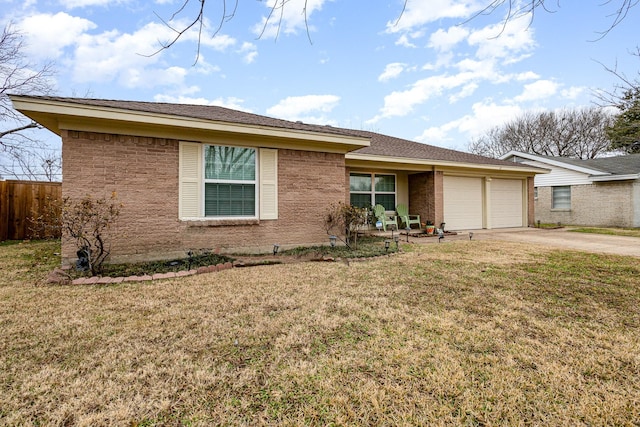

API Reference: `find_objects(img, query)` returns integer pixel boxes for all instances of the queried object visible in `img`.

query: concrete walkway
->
[435,227,640,258]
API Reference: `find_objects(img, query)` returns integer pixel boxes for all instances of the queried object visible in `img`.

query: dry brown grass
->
[1,239,639,426]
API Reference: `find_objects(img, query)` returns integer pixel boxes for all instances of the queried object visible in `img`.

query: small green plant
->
[62,192,122,276]
[322,202,367,249]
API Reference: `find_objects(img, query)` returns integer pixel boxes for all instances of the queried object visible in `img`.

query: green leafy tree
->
[607,87,640,153]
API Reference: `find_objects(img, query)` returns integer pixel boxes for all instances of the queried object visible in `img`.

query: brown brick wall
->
[408,171,444,226]
[61,130,346,263]
[534,182,635,227]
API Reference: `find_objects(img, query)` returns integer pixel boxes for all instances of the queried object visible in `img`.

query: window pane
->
[375,194,395,211]
[205,183,255,216]
[204,146,255,181]
[350,173,372,191]
[375,175,395,192]
[552,186,571,209]
[350,193,372,209]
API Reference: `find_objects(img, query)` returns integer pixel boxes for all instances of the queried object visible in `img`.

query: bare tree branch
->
[468,108,617,159]
[1,23,59,181]
[150,1,637,62]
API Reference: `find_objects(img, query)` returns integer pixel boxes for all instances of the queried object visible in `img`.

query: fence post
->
[0,180,62,241]
[0,181,8,241]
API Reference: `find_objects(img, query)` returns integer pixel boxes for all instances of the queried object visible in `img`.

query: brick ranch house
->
[501,151,640,227]
[11,95,545,263]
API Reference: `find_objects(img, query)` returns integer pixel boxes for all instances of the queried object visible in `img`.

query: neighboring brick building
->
[501,151,640,228]
[11,96,543,263]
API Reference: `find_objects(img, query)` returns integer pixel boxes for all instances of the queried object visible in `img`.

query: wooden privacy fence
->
[0,180,62,241]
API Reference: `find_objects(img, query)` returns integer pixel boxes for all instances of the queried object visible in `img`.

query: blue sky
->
[2,0,639,153]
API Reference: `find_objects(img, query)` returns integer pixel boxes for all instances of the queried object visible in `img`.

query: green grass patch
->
[568,227,640,238]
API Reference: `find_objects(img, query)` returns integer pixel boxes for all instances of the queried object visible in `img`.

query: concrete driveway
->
[466,227,640,258]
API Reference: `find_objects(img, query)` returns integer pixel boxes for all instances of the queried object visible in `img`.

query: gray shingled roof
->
[533,153,640,175]
[32,96,525,167]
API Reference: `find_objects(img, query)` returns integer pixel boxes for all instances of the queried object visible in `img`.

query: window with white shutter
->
[178,142,278,220]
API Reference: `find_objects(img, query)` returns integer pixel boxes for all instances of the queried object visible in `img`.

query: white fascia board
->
[346,153,548,174]
[10,95,370,150]
[500,150,607,176]
[589,173,640,182]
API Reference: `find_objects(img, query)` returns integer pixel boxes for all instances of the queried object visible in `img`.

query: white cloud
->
[561,86,585,100]
[368,71,484,123]
[72,23,171,85]
[428,26,469,51]
[17,12,96,59]
[513,79,559,102]
[59,0,127,8]
[197,33,236,51]
[449,82,478,103]
[254,0,328,39]
[237,42,258,64]
[386,0,479,34]
[69,19,236,88]
[267,94,340,122]
[467,14,536,60]
[153,94,251,111]
[395,34,417,48]
[378,63,407,82]
[415,101,524,144]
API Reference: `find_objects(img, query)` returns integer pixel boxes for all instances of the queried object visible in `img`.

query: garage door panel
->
[443,176,483,230]
[490,179,523,228]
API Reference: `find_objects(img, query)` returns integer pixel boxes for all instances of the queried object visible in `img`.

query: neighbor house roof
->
[11,95,543,173]
[500,151,640,181]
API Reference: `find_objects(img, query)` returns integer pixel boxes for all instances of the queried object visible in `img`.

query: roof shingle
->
[27,96,526,167]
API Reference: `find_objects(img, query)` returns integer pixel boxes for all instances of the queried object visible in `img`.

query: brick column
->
[408,170,444,226]
[527,176,535,227]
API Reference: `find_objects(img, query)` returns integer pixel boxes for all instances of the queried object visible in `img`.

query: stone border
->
[47,262,234,285]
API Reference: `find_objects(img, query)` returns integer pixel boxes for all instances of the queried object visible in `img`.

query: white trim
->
[500,151,606,176]
[349,172,397,211]
[202,144,258,219]
[589,173,640,182]
[347,153,546,174]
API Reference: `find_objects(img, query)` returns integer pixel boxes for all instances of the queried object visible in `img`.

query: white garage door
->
[490,179,524,228]
[443,176,483,230]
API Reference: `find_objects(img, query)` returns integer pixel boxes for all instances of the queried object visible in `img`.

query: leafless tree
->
[153,0,638,61]
[595,47,640,153]
[468,108,617,159]
[0,24,58,181]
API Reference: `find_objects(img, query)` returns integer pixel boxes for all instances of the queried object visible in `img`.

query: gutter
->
[346,153,549,174]
[590,173,640,182]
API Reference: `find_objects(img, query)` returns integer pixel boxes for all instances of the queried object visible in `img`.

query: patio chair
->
[396,204,421,230]
[373,204,399,232]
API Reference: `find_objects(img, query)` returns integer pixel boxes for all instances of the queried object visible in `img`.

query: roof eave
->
[501,150,607,176]
[9,95,370,151]
[589,173,640,182]
[346,153,548,174]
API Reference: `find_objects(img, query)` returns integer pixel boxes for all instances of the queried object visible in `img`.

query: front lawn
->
[1,239,638,425]
[568,226,640,238]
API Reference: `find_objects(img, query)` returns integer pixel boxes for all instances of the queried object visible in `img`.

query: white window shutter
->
[179,142,202,219]
[259,148,278,220]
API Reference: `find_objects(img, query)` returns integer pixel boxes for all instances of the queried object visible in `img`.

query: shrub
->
[62,193,122,275]
[322,202,367,249]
